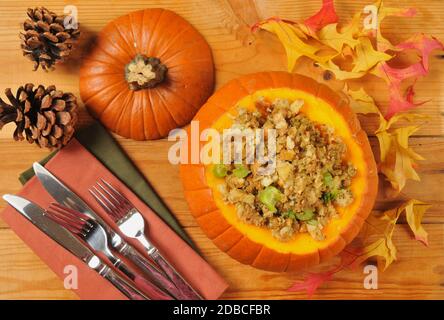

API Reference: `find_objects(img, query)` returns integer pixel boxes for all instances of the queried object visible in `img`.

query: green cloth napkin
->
[19,121,195,249]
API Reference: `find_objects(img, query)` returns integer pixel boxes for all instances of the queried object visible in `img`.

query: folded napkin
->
[1,139,228,300]
[19,122,194,249]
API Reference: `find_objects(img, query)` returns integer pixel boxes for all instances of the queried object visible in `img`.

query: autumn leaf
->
[404,199,432,246]
[397,34,444,71]
[319,60,365,80]
[345,86,382,115]
[287,265,342,297]
[304,0,338,33]
[371,33,443,118]
[371,0,417,52]
[346,84,427,192]
[352,37,392,73]
[371,61,428,118]
[288,199,431,296]
[254,20,330,72]
[317,20,360,52]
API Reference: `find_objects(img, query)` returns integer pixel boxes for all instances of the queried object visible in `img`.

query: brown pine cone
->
[0,84,78,149]
[20,7,80,71]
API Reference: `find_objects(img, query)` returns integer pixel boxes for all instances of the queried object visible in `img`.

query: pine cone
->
[20,7,80,71]
[0,84,78,150]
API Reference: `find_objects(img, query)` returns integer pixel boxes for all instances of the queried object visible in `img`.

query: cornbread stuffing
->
[214,97,357,241]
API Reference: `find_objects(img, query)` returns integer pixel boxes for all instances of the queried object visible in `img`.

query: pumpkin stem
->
[125,54,167,90]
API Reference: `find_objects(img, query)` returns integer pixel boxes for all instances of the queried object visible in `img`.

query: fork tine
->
[96,182,121,209]
[90,185,124,221]
[50,203,91,222]
[46,203,93,237]
[100,179,133,210]
[89,188,112,213]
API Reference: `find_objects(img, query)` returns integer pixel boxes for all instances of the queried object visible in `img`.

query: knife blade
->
[2,194,148,300]
[32,162,164,279]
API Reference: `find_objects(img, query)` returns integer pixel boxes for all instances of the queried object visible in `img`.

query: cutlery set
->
[3,163,201,300]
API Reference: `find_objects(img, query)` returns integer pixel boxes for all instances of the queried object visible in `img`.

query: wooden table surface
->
[0,0,443,300]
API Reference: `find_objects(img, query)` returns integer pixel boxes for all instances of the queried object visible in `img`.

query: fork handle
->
[122,245,181,299]
[116,262,173,300]
[151,249,202,300]
[102,267,148,300]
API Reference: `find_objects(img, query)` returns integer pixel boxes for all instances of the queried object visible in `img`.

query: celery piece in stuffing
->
[295,209,315,221]
[258,186,282,213]
[323,172,334,187]
[232,164,250,178]
[213,164,228,178]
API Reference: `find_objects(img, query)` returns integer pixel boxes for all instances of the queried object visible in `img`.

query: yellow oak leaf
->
[346,85,426,191]
[348,199,430,270]
[318,21,360,52]
[352,37,392,73]
[345,86,382,115]
[255,20,330,72]
[379,125,422,191]
[371,0,417,52]
[319,60,365,80]
[292,199,431,295]
[404,200,432,246]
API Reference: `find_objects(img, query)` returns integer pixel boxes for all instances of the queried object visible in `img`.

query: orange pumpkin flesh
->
[79,9,214,140]
[180,72,378,272]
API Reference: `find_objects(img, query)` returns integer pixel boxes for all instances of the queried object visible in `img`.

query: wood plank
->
[0,229,78,300]
[0,224,443,299]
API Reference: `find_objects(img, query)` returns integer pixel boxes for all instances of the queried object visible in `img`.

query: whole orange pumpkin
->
[180,72,378,272]
[79,9,214,140]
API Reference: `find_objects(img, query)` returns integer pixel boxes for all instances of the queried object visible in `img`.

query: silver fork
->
[46,203,173,300]
[89,180,202,300]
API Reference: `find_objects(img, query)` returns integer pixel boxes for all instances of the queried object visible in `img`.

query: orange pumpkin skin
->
[180,72,378,272]
[79,9,214,140]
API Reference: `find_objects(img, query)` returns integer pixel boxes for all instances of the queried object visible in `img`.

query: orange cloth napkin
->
[1,139,228,300]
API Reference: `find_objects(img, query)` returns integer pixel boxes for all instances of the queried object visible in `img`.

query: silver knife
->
[2,194,148,300]
[32,162,164,281]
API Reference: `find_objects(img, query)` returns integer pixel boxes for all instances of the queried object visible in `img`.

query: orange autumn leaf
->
[287,265,342,297]
[371,34,443,118]
[397,34,444,71]
[371,62,428,118]
[304,0,338,33]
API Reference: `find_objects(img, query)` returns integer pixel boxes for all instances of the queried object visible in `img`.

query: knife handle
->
[122,245,181,299]
[151,249,202,300]
[102,267,149,300]
[116,261,174,300]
